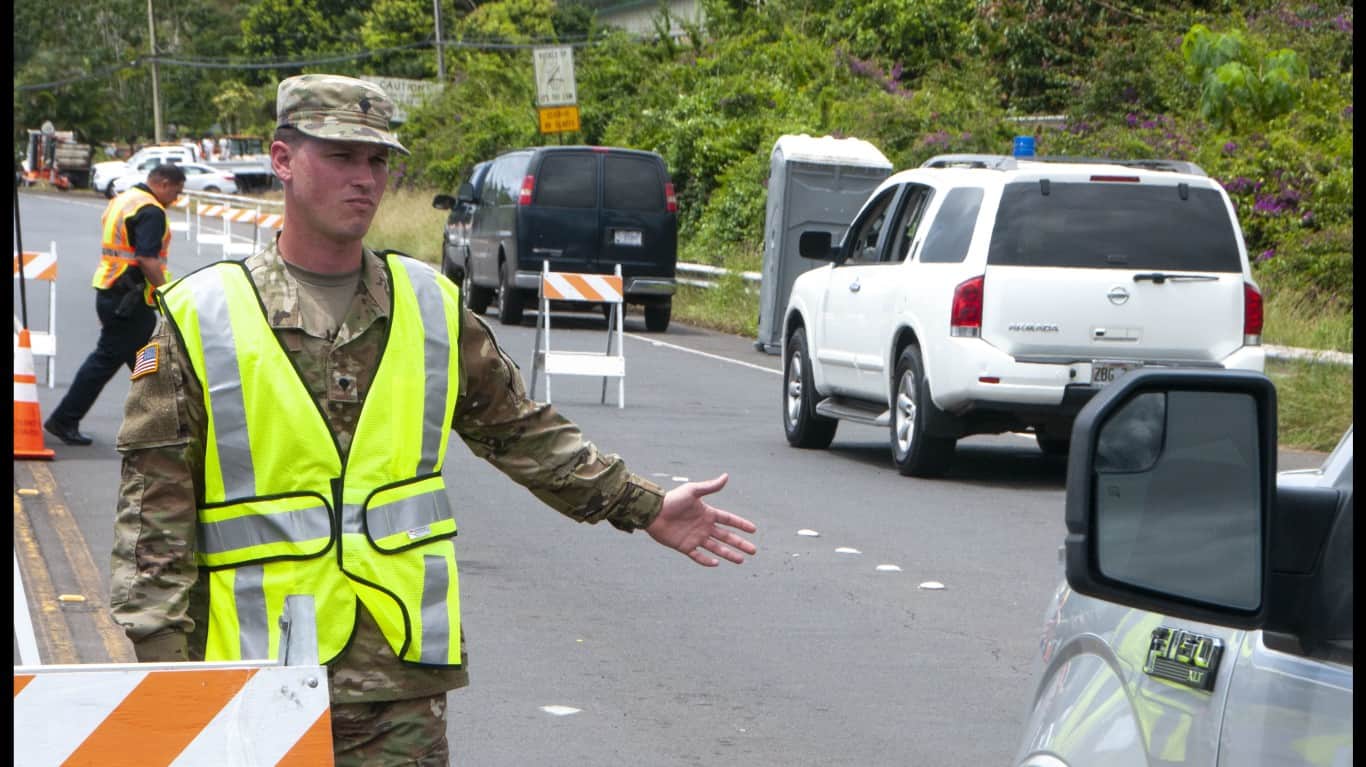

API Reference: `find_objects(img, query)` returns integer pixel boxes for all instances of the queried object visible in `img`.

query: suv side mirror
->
[457,182,476,205]
[799,230,837,261]
[1064,369,1277,629]
[432,194,455,211]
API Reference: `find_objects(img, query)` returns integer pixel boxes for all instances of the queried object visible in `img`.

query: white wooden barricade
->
[169,197,192,240]
[13,595,334,766]
[13,242,59,387]
[529,261,626,408]
[187,192,283,261]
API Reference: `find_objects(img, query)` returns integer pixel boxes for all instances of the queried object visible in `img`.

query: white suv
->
[780,154,1266,476]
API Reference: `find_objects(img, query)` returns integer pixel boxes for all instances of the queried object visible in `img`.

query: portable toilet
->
[756,134,893,354]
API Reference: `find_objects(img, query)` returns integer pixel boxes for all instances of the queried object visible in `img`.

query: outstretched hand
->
[646,474,758,566]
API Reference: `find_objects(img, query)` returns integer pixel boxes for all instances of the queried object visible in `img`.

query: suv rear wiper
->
[1133,272,1220,284]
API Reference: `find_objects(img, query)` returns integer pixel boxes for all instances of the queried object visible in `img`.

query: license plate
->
[1091,361,1141,386]
[613,229,642,247]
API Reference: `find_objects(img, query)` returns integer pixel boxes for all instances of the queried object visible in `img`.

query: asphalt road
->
[13,190,1327,765]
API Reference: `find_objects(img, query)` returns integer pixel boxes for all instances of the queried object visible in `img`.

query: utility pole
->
[433,0,446,81]
[147,0,163,143]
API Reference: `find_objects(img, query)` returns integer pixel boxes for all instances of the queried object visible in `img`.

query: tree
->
[1181,23,1308,131]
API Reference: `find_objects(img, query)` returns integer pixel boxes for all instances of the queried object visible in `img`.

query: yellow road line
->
[28,462,136,663]
[13,490,78,664]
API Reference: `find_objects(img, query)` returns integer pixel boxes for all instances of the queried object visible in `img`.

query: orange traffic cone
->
[14,328,55,460]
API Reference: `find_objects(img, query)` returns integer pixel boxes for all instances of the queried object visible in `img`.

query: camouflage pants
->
[332,694,450,766]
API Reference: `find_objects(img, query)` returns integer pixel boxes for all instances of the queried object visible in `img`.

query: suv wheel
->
[783,328,837,449]
[644,300,671,333]
[891,346,953,477]
[497,259,524,325]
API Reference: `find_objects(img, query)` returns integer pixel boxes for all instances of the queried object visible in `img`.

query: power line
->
[16,35,616,92]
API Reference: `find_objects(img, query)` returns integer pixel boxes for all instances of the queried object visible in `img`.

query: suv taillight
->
[950,276,984,337]
[1243,282,1263,344]
[664,182,677,213]
[518,175,535,206]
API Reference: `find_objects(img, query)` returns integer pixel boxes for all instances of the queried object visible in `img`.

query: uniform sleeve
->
[452,310,664,532]
[126,205,168,260]
[109,318,207,653]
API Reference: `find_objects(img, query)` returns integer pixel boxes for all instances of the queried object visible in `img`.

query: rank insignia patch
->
[131,343,160,380]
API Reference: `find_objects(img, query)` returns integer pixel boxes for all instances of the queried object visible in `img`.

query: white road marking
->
[13,549,42,665]
[670,476,690,483]
[835,547,861,554]
[541,705,582,716]
[875,564,902,572]
[628,334,782,375]
[919,581,946,590]
[797,529,820,537]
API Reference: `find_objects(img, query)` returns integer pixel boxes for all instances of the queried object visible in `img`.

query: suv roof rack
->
[921,154,1018,170]
[1019,156,1208,177]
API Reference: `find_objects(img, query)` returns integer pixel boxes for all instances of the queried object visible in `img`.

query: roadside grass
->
[1261,282,1353,353]
[369,185,445,264]
[1265,359,1354,452]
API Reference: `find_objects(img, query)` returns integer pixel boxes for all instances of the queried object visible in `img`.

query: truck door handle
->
[849,280,861,293]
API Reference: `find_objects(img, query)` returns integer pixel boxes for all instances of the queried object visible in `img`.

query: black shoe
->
[44,418,93,446]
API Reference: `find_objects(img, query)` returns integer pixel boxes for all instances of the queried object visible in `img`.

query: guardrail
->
[675,262,1351,367]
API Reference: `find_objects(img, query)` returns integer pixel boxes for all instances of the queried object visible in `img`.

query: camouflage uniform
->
[109,241,665,763]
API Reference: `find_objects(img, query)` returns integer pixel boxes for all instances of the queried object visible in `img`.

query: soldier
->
[109,74,758,766]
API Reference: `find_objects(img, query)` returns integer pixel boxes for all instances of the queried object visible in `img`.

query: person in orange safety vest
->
[44,163,186,446]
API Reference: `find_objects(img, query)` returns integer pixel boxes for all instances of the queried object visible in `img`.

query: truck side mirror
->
[432,194,455,211]
[1064,369,1278,629]
[798,230,836,261]
[456,182,476,205]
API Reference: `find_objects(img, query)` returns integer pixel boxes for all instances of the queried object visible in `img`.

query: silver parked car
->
[109,161,238,197]
[1016,369,1352,766]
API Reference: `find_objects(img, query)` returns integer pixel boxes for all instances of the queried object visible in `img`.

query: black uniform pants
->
[48,288,158,428]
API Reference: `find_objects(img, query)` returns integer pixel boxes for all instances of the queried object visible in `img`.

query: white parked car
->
[781,153,1266,476]
[91,145,197,197]
[110,161,238,197]
[1015,369,1352,766]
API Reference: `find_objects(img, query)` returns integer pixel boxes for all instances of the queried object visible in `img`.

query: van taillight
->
[518,175,535,206]
[665,182,677,213]
[950,276,984,337]
[1243,282,1263,344]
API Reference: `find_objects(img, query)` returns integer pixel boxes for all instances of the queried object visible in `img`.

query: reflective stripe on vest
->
[159,254,463,666]
[93,187,172,305]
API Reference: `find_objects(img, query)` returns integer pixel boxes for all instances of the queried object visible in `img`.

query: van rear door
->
[981,176,1250,365]
[522,150,599,273]
[599,152,676,278]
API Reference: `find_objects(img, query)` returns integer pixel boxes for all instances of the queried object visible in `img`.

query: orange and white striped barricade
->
[529,261,626,408]
[194,201,232,260]
[169,196,192,240]
[13,242,59,387]
[222,206,262,259]
[13,596,332,767]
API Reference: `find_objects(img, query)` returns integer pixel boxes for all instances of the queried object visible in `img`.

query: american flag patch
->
[130,343,160,380]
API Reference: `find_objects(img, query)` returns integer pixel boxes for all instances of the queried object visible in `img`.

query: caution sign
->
[538,105,581,134]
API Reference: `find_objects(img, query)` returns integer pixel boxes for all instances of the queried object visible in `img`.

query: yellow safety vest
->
[92,186,172,306]
[158,253,464,666]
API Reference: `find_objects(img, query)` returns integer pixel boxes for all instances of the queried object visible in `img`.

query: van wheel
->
[644,301,671,332]
[891,346,954,477]
[783,328,837,449]
[497,260,524,325]
[104,181,116,198]
[464,260,493,315]
[1036,434,1070,457]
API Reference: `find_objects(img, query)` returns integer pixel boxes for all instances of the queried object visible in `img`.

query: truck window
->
[536,154,597,208]
[920,187,984,264]
[604,155,664,212]
[988,182,1243,271]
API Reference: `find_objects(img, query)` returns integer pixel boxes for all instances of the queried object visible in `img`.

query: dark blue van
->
[432,146,679,331]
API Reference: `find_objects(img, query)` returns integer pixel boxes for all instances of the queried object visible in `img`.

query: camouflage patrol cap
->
[276,74,410,155]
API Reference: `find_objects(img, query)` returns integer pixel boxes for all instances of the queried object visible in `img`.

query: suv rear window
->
[604,155,665,212]
[988,182,1243,272]
[535,154,597,208]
